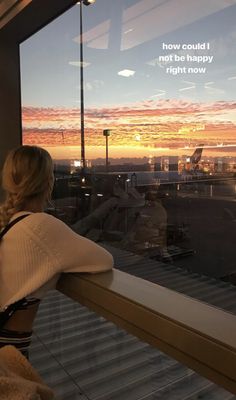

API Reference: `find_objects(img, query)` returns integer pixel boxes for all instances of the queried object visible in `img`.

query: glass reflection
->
[19,1,236,397]
[21,0,236,301]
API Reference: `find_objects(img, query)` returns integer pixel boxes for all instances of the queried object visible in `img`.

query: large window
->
[21,0,236,311]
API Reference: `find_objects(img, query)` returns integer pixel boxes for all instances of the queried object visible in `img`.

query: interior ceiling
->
[0,0,76,42]
[0,0,20,19]
[0,0,27,30]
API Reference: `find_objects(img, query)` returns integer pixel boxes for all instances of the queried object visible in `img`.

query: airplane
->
[185,145,204,172]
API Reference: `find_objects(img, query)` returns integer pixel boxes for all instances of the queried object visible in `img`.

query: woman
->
[0,145,113,356]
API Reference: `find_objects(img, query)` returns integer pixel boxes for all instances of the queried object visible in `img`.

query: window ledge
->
[57,268,236,395]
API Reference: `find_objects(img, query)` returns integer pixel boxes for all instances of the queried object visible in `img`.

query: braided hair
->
[0,146,54,229]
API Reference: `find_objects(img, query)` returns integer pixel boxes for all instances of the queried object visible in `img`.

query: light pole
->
[103,129,111,172]
[77,0,96,170]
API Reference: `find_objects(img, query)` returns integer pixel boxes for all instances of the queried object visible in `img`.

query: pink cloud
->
[22,99,236,150]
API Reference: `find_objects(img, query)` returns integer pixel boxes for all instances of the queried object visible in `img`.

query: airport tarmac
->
[163,195,236,279]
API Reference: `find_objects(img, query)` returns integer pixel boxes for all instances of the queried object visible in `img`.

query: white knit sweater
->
[0,212,113,310]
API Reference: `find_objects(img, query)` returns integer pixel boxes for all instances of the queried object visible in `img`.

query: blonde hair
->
[0,146,54,229]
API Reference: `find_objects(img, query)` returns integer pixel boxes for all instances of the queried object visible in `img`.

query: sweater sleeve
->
[35,214,114,274]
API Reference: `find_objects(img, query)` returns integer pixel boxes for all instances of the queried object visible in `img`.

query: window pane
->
[21,2,236,313]
[20,1,236,397]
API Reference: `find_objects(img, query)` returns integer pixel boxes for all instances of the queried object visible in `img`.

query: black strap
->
[0,214,30,240]
[0,298,28,328]
[0,213,30,327]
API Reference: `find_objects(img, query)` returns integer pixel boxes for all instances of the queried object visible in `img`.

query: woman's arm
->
[38,213,114,273]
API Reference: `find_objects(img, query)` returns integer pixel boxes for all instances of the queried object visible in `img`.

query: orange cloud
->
[22,99,236,158]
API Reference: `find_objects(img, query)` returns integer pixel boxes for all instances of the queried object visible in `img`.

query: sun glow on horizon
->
[22,98,236,160]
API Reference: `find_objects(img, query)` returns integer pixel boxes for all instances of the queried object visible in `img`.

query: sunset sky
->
[20,0,236,160]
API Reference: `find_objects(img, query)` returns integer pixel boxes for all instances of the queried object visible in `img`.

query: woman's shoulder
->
[15,212,78,254]
[18,212,71,236]
[28,212,69,227]
[29,212,61,222]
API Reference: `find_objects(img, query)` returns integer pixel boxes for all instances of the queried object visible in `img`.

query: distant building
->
[158,156,178,172]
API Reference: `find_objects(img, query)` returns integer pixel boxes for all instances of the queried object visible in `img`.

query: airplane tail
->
[190,145,204,168]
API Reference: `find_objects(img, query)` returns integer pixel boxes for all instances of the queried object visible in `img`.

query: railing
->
[57,269,236,395]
